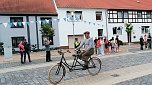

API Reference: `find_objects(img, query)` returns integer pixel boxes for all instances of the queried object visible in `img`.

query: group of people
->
[140,33,152,50]
[94,35,120,56]
[18,39,31,64]
[18,38,52,64]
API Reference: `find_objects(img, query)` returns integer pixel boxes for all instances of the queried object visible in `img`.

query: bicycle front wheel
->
[88,57,102,76]
[48,64,65,84]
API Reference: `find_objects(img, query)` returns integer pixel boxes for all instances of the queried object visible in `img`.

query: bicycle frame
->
[58,53,85,71]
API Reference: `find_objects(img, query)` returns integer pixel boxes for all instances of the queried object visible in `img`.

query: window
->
[75,11,82,21]
[141,26,150,34]
[137,11,142,18]
[10,17,24,28]
[113,27,117,35]
[146,11,151,19]
[12,37,25,48]
[108,10,152,23]
[40,17,52,27]
[42,35,54,45]
[124,11,129,18]
[98,29,103,36]
[67,11,82,21]
[118,11,123,18]
[96,12,102,21]
[113,27,123,35]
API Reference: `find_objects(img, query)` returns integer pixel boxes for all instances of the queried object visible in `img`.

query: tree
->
[125,22,133,43]
[39,23,54,36]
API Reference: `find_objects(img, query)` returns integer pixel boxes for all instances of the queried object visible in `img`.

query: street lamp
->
[71,11,75,48]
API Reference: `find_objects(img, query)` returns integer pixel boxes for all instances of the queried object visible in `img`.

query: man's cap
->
[84,31,90,34]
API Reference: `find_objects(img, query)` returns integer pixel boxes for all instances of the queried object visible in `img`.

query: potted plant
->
[125,22,133,43]
[40,23,54,37]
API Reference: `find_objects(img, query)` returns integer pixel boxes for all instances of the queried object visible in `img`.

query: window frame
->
[108,10,152,23]
[96,11,102,21]
[12,37,25,48]
[10,17,24,28]
[66,11,83,22]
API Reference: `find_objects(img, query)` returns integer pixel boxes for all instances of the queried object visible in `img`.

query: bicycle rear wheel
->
[48,64,65,84]
[88,57,102,76]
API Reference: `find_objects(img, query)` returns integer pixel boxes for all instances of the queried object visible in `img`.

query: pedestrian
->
[144,34,148,49]
[74,38,80,48]
[96,38,101,56]
[115,35,120,52]
[140,36,144,50]
[115,40,119,52]
[100,37,105,56]
[109,37,115,53]
[18,41,25,64]
[105,37,111,55]
[23,39,31,63]
[147,33,151,49]
[94,37,98,54]
[44,38,52,62]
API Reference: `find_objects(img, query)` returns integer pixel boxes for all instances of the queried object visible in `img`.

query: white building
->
[1,0,152,49]
[55,0,152,48]
[0,0,59,50]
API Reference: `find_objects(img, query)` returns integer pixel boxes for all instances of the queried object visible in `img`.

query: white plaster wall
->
[0,16,27,50]
[0,15,59,50]
[108,23,152,42]
[57,8,107,47]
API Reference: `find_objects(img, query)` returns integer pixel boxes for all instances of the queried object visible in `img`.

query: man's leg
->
[20,52,24,64]
[46,51,48,62]
[24,51,26,63]
[27,51,31,62]
[82,49,94,68]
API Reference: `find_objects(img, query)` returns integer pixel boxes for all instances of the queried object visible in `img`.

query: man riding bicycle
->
[76,31,95,69]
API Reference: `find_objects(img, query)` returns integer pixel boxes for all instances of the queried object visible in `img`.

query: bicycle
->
[48,49,102,84]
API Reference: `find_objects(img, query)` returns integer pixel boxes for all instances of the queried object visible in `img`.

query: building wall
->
[0,16,28,50]
[57,8,108,47]
[58,8,152,46]
[108,23,152,42]
[0,15,59,51]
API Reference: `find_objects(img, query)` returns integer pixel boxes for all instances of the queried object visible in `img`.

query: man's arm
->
[76,40,85,49]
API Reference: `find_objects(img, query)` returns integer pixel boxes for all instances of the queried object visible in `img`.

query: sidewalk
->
[59,63,152,85]
[0,44,142,64]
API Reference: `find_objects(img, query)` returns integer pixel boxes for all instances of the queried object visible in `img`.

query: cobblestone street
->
[0,49,152,85]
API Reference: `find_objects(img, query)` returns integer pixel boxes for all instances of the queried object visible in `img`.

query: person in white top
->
[144,34,148,49]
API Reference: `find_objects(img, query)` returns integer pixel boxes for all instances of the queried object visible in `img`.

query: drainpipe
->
[26,16,31,45]
[35,16,39,50]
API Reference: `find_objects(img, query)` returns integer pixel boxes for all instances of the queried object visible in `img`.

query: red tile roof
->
[56,0,152,10]
[0,0,57,14]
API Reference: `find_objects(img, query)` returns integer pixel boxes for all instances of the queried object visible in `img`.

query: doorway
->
[68,35,84,48]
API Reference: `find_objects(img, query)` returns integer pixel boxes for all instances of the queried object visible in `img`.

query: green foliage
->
[125,22,133,33]
[39,23,54,36]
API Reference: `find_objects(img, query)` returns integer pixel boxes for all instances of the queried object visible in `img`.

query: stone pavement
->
[0,44,141,68]
[0,50,152,85]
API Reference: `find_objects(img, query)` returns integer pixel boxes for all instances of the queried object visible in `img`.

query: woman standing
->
[100,37,105,56]
[44,38,52,62]
[105,37,111,55]
[96,38,101,56]
[18,41,25,64]
[140,36,144,50]
[144,34,148,49]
